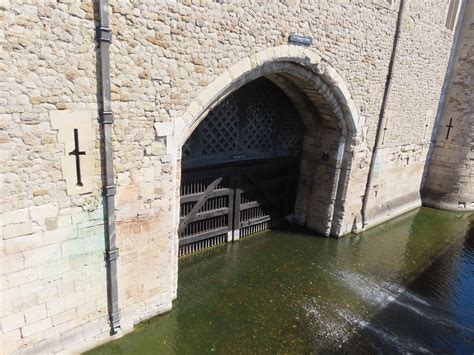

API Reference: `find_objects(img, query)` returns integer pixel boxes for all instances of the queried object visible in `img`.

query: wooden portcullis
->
[179,78,303,256]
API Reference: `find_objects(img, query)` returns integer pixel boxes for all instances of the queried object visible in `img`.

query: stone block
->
[81,318,107,341]
[64,291,86,310]
[0,208,29,227]
[52,309,77,326]
[117,172,131,186]
[83,233,105,254]
[173,116,186,140]
[1,311,25,332]
[154,121,173,137]
[1,295,13,318]
[77,226,97,239]
[142,167,155,182]
[140,183,155,198]
[0,253,25,275]
[36,286,58,305]
[60,325,85,348]
[59,207,83,216]
[4,232,43,255]
[61,238,84,257]
[21,317,52,338]
[46,297,66,317]
[76,301,98,321]
[2,286,20,306]
[3,222,34,240]
[37,259,70,279]
[43,225,77,245]
[20,279,44,297]
[24,304,47,324]
[12,291,38,315]
[50,110,95,196]
[6,265,39,288]
[1,329,21,355]
[147,140,167,156]
[32,189,49,197]
[32,333,66,355]
[29,204,59,224]
[72,212,89,225]
[0,0,11,11]
[44,217,58,231]
[23,244,61,268]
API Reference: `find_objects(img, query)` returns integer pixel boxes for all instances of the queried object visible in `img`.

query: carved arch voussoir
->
[176,45,360,148]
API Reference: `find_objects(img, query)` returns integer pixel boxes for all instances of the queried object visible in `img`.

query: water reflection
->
[334,213,474,354]
[88,208,474,354]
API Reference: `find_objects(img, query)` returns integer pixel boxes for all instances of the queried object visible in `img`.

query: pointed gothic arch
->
[173,45,361,254]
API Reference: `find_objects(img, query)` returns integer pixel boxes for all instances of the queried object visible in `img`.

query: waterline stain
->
[87,207,474,354]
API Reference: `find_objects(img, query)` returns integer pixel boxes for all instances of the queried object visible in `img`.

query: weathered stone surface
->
[3,222,33,240]
[422,0,474,211]
[0,1,470,354]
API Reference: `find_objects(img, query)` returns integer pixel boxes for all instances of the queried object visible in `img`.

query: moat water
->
[88,207,474,354]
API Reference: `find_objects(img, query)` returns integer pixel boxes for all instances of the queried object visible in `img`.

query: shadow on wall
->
[421,0,471,211]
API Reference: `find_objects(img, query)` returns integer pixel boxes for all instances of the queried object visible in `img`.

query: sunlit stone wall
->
[0,0,462,353]
[423,0,474,211]
[358,0,464,228]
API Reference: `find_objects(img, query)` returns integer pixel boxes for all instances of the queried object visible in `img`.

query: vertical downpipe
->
[360,0,406,229]
[97,0,120,333]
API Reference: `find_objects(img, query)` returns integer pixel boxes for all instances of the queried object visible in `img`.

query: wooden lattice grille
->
[277,109,304,153]
[181,78,303,168]
[179,78,304,256]
[201,96,239,154]
[244,100,276,150]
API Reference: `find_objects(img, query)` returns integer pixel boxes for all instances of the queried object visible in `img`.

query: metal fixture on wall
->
[360,0,406,229]
[97,0,120,334]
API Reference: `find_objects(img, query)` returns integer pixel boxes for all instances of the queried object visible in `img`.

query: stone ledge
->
[422,197,474,212]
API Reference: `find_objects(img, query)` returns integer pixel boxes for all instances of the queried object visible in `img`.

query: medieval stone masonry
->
[423,0,474,211]
[0,0,472,353]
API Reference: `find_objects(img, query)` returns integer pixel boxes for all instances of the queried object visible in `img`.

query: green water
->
[88,207,474,354]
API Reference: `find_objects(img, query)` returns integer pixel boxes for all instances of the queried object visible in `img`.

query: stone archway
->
[172,45,361,245]
[178,78,305,255]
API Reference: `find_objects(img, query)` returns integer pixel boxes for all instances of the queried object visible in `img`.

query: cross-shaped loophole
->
[445,118,454,140]
[69,128,86,187]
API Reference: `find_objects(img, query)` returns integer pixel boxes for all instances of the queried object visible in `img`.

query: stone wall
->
[0,0,463,353]
[359,0,459,228]
[423,0,474,211]
[1,2,113,353]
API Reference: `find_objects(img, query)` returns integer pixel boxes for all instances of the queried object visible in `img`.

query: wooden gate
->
[179,79,303,256]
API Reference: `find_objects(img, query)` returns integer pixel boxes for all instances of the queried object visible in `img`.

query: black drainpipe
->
[360,0,406,229]
[97,0,121,333]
